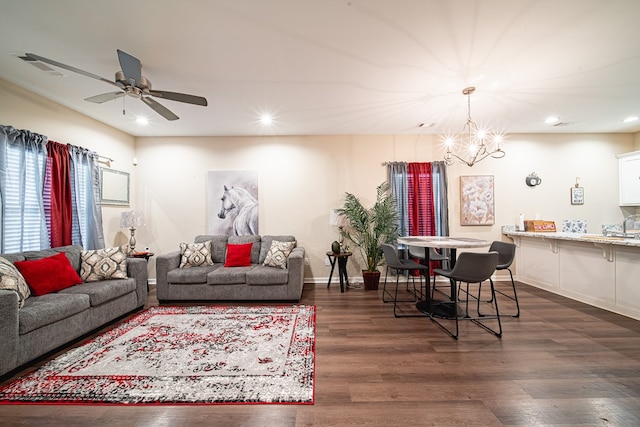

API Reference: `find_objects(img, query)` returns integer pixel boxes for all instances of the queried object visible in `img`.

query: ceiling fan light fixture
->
[23,50,207,121]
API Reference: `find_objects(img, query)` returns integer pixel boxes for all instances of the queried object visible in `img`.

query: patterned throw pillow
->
[179,241,213,268]
[0,256,30,308]
[263,240,296,269]
[80,245,128,282]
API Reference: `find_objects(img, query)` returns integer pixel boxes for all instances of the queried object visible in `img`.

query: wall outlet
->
[325,257,331,266]
[304,257,310,265]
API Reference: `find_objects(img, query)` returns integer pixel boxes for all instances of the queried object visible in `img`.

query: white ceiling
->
[1,0,640,137]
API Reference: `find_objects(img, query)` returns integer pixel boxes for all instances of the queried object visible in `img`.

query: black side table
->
[326,251,352,293]
[129,252,154,291]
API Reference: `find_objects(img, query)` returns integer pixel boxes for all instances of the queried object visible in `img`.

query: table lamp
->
[120,210,144,252]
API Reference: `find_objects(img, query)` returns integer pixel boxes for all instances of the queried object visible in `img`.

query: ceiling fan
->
[23,49,208,121]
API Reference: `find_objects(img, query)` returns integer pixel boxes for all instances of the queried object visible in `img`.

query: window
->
[387,161,449,239]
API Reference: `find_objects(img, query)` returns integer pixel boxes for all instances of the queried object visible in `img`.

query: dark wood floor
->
[2,279,640,426]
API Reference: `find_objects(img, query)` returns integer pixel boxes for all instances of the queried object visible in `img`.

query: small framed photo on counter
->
[571,186,584,205]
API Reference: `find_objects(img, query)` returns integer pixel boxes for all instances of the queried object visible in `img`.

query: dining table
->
[397,236,492,317]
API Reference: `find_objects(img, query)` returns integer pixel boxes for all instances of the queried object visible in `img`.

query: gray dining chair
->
[381,244,430,317]
[482,241,519,318]
[408,245,449,298]
[430,251,501,339]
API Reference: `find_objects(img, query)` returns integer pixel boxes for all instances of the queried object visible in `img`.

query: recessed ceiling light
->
[623,116,638,123]
[136,117,149,125]
[259,114,273,125]
[545,116,559,124]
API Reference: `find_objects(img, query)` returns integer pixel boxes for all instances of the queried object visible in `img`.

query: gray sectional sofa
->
[156,235,305,302]
[0,245,148,377]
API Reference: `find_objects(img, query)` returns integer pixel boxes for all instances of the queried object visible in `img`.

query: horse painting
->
[217,185,258,236]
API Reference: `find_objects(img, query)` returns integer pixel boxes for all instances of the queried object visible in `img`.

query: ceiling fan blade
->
[85,91,124,103]
[117,49,142,88]
[141,96,179,121]
[25,53,122,89]
[146,89,208,106]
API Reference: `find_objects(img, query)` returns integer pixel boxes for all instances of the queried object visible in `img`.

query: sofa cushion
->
[0,256,30,308]
[59,278,136,306]
[263,240,296,269]
[179,241,213,268]
[22,245,83,272]
[246,266,289,285]
[194,235,228,263]
[18,293,90,335]
[228,235,261,264]
[224,243,253,267]
[207,266,254,285]
[80,245,128,282]
[259,235,296,264]
[15,252,82,296]
[168,265,218,284]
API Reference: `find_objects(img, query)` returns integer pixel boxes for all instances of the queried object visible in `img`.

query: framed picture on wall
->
[100,168,130,206]
[571,186,584,205]
[460,175,495,225]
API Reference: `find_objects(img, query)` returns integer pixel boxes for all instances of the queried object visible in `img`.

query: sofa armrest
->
[156,251,181,300]
[0,290,19,376]
[286,247,306,300]
[126,257,148,308]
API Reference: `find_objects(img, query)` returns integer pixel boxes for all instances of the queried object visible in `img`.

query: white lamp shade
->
[329,209,340,226]
[120,211,144,228]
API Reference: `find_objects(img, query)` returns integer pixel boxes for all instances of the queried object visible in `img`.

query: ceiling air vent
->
[552,121,577,127]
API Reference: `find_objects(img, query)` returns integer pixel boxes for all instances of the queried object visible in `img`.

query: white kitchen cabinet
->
[617,150,640,206]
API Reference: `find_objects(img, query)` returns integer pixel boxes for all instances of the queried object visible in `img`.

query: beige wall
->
[135,132,635,281]
[1,78,637,282]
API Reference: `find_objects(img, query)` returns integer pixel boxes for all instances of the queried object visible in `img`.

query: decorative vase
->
[362,270,381,291]
[331,241,341,254]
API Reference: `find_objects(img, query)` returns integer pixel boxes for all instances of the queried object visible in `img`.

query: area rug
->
[0,305,315,405]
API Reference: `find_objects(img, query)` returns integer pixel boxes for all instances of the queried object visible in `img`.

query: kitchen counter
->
[505,230,640,246]
[503,230,640,321]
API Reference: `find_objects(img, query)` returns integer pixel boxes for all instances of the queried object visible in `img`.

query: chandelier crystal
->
[443,86,506,167]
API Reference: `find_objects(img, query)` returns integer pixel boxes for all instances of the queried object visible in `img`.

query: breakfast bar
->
[503,231,640,321]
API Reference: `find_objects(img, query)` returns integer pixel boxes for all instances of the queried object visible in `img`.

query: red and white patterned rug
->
[0,305,315,405]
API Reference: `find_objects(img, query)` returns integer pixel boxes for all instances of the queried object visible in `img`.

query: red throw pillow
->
[224,243,253,267]
[14,252,83,296]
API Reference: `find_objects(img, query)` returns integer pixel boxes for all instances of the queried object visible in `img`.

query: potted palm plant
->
[336,182,399,290]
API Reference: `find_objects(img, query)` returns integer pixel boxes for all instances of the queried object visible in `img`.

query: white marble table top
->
[398,236,491,249]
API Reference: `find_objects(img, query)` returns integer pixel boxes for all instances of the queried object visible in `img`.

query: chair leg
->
[507,269,520,318]
[429,278,460,339]
[382,266,397,303]
[485,268,520,318]
[470,278,502,337]
[429,302,459,339]
[391,271,426,318]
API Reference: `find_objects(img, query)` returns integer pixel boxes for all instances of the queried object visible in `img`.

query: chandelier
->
[443,86,505,167]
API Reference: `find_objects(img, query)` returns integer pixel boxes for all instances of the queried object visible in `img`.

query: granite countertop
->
[503,230,640,247]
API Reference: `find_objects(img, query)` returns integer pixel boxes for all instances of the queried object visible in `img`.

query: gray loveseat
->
[0,245,148,377]
[156,235,305,302]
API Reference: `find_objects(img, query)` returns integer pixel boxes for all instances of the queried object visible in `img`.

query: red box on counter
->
[524,220,556,232]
